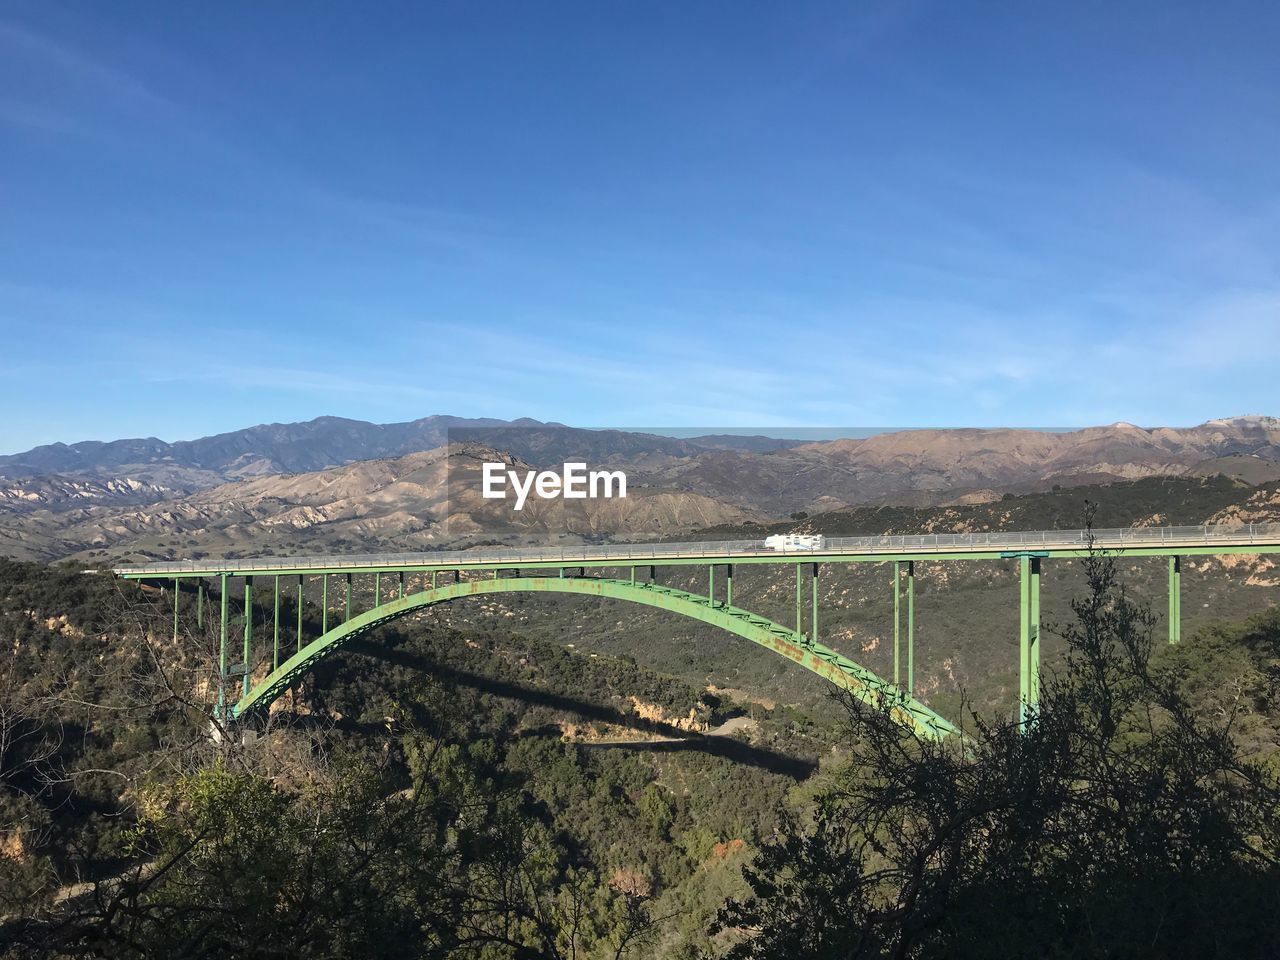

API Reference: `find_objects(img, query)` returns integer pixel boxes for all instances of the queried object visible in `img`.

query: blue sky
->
[2,1,1278,452]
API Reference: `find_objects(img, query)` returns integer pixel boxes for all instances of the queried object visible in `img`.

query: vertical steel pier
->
[811,563,819,643]
[906,561,915,695]
[1008,552,1043,727]
[795,564,803,635]
[893,561,901,686]
[1168,555,1182,644]
[217,573,229,717]
[296,575,304,653]
[892,561,915,693]
[242,577,253,698]
[272,575,281,670]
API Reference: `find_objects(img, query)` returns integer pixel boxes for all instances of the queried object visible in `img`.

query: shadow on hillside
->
[324,638,818,780]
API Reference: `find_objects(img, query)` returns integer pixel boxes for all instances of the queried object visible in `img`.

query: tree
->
[0,656,62,918]
[30,735,561,959]
[7,726,664,960]
[715,546,1280,959]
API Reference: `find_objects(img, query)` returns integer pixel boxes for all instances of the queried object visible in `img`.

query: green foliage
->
[7,730,668,959]
[0,559,799,958]
[716,552,1280,959]
[1155,609,1280,768]
[100,748,564,958]
[0,560,197,917]
[6,540,1280,958]
[697,475,1268,541]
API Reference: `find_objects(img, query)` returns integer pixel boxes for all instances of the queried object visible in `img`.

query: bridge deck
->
[113,523,1280,578]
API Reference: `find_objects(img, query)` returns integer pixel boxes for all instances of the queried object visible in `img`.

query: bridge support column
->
[218,573,229,717]
[374,572,381,606]
[399,571,405,599]
[272,575,281,670]
[196,580,204,629]
[796,564,803,636]
[709,564,715,606]
[296,576,304,653]
[1168,556,1181,644]
[1018,555,1042,727]
[893,561,900,686]
[811,563,819,643]
[242,577,253,698]
[906,561,915,696]
[345,574,352,622]
[892,561,914,692]
[173,578,180,641]
[322,575,329,634]
[726,564,733,607]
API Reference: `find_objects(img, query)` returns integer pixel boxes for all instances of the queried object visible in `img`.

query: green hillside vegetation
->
[3,473,1280,957]
[715,555,1280,958]
[2,548,1280,955]
[692,474,1272,539]
[0,559,825,958]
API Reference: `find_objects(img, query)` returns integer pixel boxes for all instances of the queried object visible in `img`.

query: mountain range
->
[2,414,1279,564]
[0,416,806,484]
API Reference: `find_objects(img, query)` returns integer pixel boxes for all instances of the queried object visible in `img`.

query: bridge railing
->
[112,522,1280,576]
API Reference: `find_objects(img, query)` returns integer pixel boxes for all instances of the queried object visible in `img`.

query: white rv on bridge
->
[763,533,826,552]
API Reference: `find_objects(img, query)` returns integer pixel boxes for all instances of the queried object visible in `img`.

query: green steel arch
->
[231,575,959,740]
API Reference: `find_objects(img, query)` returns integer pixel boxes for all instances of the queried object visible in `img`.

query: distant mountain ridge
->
[617,417,1280,514]
[6,415,1277,481]
[0,415,538,479]
[0,416,806,481]
[2,415,1279,564]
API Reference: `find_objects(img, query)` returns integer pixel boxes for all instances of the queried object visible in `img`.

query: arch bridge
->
[113,524,1280,739]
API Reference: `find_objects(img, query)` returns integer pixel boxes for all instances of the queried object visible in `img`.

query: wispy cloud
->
[146,364,447,400]
[0,18,172,112]
[0,16,179,139]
